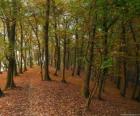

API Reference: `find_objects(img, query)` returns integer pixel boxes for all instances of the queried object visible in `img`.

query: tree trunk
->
[5,0,17,88]
[83,0,97,98]
[120,21,127,97]
[129,22,140,99]
[66,38,70,70]
[0,20,6,74]
[117,76,121,89]
[54,39,61,76]
[29,12,43,80]
[24,42,27,72]
[72,41,77,76]
[44,0,51,81]
[62,24,67,83]
[54,23,61,76]
[29,38,33,68]
[14,58,18,76]
[15,49,20,73]
[74,19,80,76]
[72,25,78,76]
[20,22,23,73]
[0,61,2,74]
[6,22,16,88]
[98,14,108,99]
[115,57,121,89]
[83,24,96,98]
[76,36,84,76]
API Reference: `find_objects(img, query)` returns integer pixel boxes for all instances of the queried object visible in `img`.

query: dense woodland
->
[0,0,140,115]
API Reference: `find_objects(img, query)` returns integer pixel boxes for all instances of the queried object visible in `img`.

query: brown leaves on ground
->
[0,66,140,116]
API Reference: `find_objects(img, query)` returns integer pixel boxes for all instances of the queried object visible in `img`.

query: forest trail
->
[0,66,140,116]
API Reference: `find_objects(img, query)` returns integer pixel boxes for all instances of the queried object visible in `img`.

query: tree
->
[5,0,18,89]
[44,0,51,81]
[52,1,61,76]
[83,0,97,98]
[19,22,23,74]
[62,17,68,83]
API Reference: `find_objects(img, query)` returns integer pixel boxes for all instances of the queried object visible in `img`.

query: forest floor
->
[0,66,140,116]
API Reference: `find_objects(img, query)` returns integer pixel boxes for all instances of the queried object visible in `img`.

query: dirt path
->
[0,67,140,116]
[0,67,85,116]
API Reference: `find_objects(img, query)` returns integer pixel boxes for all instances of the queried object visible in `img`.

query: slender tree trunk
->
[54,21,60,76]
[83,0,97,98]
[76,36,84,76]
[0,20,6,74]
[0,20,6,73]
[120,21,127,97]
[72,19,79,76]
[29,38,33,68]
[98,14,108,99]
[0,61,2,74]
[132,62,140,99]
[37,44,43,80]
[34,28,43,79]
[76,60,81,76]
[72,26,78,76]
[66,38,70,70]
[62,24,67,83]
[83,24,96,98]
[29,13,43,80]
[24,42,27,72]
[117,75,121,89]
[15,49,20,73]
[20,22,23,73]
[52,0,61,76]
[72,40,77,76]
[115,57,121,89]
[129,22,140,99]
[54,39,61,76]
[44,0,51,81]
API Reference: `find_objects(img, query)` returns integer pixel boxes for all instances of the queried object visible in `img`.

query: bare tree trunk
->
[29,38,33,68]
[20,22,23,73]
[72,19,79,76]
[98,29,108,99]
[76,36,84,76]
[5,0,17,89]
[54,37,61,76]
[0,61,2,74]
[72,38,77,76]
[53,11,60,76]
[83,23,96,98]
[129,22,140,99]
[66,38,70,70]
[44,0,51,81]
[83,0,97,98]
[72,24,79,76]
[62,24,67,83]
[29,13,43,80]
[24,42,27,72]
[98,5,109,99]
[120,21,127,97]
